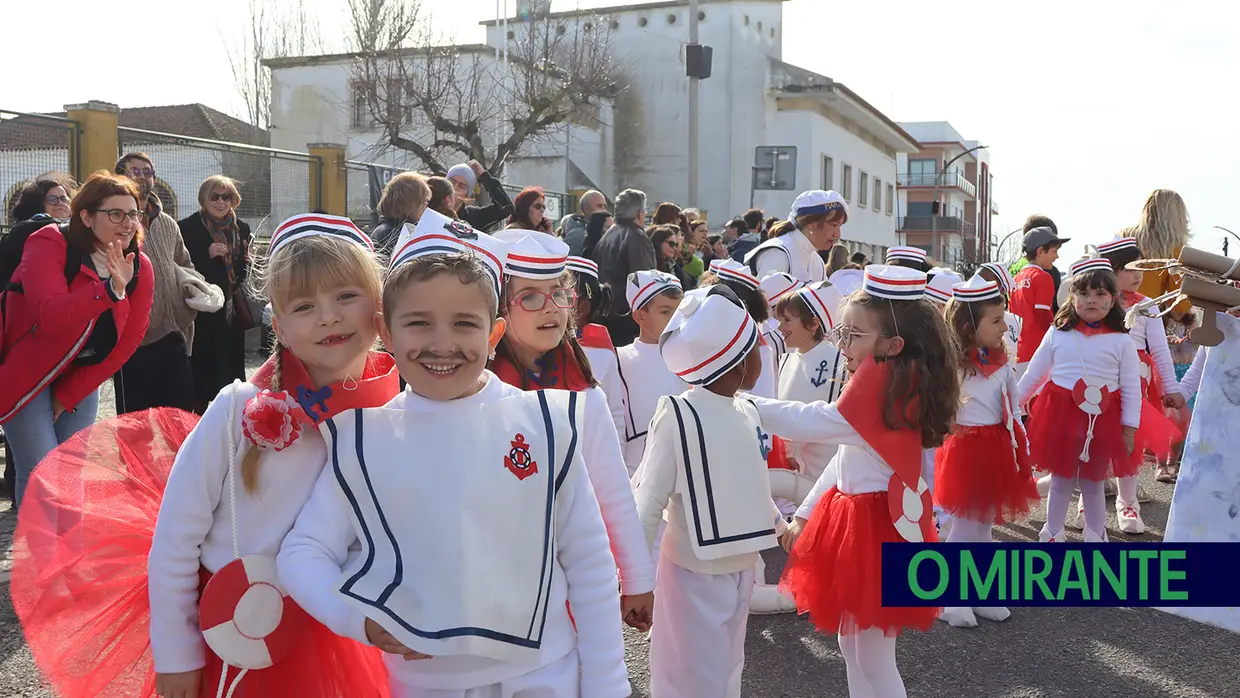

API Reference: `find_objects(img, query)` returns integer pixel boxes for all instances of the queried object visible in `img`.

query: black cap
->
[1023,226,1069,255]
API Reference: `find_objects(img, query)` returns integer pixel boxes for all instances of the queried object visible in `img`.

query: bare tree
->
[349,2,620,177]
[224,0,322,142]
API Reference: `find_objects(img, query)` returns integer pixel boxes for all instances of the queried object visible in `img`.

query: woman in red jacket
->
[0,170,154,509]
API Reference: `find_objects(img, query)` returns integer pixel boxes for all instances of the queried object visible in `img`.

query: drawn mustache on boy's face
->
[404,350,477,363]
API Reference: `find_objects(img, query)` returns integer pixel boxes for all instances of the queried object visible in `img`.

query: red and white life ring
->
[199,554,307,670]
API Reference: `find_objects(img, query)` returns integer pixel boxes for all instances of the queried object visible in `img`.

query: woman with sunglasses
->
[506,186,554,233]
[0,171,154,510]
[0,173,76,286]
[178,175,254,413]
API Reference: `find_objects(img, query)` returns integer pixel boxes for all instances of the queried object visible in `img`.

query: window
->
[842,164,853,200]
[907,158,936,186]
[873,178,881,211]
[886,183,894,215]
[859,171,868,207]
[350,82,370,129]
[821,155,833,190]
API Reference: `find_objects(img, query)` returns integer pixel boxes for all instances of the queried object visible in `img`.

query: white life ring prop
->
[199,554,307,670]
[749,469,818,615]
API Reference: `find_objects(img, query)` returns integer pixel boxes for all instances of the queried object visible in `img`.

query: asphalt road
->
[0,365,1236,696]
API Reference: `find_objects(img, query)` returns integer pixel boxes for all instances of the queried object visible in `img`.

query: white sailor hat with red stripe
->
[1070,257,1114,277]
[493,230,570,280]
[885,246,928,265]
[952,275,1002,303]
[627,269,682,311]
[975,262,1015,295]
[925,270,964,305]
[797,281,844,330]
[659,285,759,386]
[828,268,864,296]
[789,189,848,221]
[709,258,759,290]
[862,264,927,300]
[1096,237,1139,255]
[269,213,373,255]
[389,209,508,302]
[566,256,598,279]
[759,271,805,308]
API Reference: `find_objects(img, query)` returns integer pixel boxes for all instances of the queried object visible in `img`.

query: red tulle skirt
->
[1136,350,1181,459]
[934,424,1039,525]
[779,489,940,637]
[1027,384,1138,481]
[10,408,390,698]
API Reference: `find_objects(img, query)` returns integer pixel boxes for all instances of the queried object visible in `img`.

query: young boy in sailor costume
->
[632,285,788,698]
[773,280,847,481]
[278,220,630,698]
[616,269,686,475]
[759,271,807,362]
[568,255,626,439]
[745,190,847,283]
[703,258,779,398]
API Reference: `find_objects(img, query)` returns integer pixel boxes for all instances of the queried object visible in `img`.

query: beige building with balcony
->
[894,121,997,267]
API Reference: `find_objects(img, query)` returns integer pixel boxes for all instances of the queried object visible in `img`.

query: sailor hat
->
[952,275,1002,303]
[797,281,845,330]
[269,213,373,255]
[709,258,760,290]
[925,270,964,305]
[789,189,848,222]
[388,210,509,302]
[627,269,682,312]
[885,246,928,265]
[862,264,927,301]
[659,285,760,386]
[1070,257,1114,277]
[493,230,570,280]
[828,268,864,296]
[975,262,1015,295]
[759,271,805,308]
[566,256,599,279]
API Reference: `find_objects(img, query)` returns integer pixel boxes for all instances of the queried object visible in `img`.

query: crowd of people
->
[0,157,1208,698]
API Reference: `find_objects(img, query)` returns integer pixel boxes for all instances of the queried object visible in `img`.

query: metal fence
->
[117,127,320,241]
[502,185,576,228]
[346,160,385,232]
[0,110,79,229]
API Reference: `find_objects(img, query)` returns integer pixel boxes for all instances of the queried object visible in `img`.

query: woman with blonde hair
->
[371,171,431,256]
[1129,189,1191,305]
[179,175,252,413]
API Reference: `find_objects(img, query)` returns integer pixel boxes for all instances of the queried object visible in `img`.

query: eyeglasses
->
[127,167,155,179]
[210,192,235,203]
[511,287,576,312]
[95,208,143,224]
[45,195,70,206]
[532,203,546,211]
[826,325,879,350]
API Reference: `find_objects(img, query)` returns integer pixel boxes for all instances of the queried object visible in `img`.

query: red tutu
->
[1026,383,1137,481]
[1135,350,1180,460]
[779,489,940,637]
[10,408,390,698]
[934,424,1039,525]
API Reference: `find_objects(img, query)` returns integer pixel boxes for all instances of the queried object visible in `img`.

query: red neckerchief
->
[249,349,400,423]
[969,347,1008,378]
[491,344,593,392]
[1121,290,1145,310]
[577,323,614,351]
[1075,320,1116,337]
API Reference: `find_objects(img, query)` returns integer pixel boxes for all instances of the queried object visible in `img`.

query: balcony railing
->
[897,216,977,236]
[897,171,977,198]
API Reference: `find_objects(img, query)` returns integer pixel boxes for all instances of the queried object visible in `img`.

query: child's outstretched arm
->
[277,464,371,645]
[582,388,655,596]
[1144,316,1184,401]
[1016,329,1055,407]
[745,397,867,446]
[631,397,678,551]
[556,464,630,698]
[1118,340,1143,430]
[147,388,238,675]
[1179,346,1206,400]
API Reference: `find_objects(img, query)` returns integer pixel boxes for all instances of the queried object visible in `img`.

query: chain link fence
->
[117,127,320,242]
[0,110,79,231]
[346,160,384,232]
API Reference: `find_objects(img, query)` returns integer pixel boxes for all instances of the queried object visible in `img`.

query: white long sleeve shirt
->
[616,340,687,475]
[1016,328,1143,428]
[1129,312,1182,396]
[776,340,847,481]
[277,375,629,696]
[583,344,627,441]
[957,363,1022,427]
[1180,343,1206,399]
[148,381,328,673]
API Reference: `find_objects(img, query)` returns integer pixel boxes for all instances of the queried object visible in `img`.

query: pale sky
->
[8,0,1239,263]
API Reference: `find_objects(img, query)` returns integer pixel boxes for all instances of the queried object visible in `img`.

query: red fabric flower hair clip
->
[241,390,303,452]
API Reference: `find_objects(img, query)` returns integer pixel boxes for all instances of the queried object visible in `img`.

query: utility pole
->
[687,0,700,208]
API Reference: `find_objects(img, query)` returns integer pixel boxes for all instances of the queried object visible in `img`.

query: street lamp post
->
[931,144,987,262]
[1214,226,1240,257]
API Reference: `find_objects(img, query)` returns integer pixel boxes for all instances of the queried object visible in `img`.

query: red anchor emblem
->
[1071,377,1112,416]
[504,434,538,480]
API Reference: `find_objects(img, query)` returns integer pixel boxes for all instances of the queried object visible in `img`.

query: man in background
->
[559,189,608,256]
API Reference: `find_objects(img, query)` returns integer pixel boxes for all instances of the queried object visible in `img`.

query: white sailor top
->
[777,340,847,481]
[617,340,688,475]
[1004,311,1023,364]
[582,344,627,439]
[633,388,786,575]
[750,341,779,399]
[958,363,1022,427]
[1128,311,1182,396]
[745,229,827,284]
[1016,329,1143,428]
[278,377,628,695]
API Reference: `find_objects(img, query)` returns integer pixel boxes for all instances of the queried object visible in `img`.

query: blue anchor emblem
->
[756,427,770,460]
[296,384,333,422]
[529,353,558,387]
[810,359,831,388]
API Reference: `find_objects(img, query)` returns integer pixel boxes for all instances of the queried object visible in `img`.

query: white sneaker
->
[1084,527,1109,543]
[1067,497,1085,530]
[1117,502,1146,534]
[974,606,1012,623]
[1038,524,1064,542]
[939,606,978,628]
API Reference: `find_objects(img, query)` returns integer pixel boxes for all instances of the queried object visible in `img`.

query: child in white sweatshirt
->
[278,221,629,698]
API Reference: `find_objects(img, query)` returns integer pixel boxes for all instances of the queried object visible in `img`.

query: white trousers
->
[649,556,755,698]
[393,649,580,698]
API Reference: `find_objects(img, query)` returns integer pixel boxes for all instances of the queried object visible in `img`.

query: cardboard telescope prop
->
[1128,246,1240,347]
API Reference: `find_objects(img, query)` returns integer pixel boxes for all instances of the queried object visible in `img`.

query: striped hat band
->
[952,277,1002,303]
[1096,238,1138,255]
[1070,257,1114,277]
[270,214,373,255]
[862,265,927,300]
[567,256,599,279]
